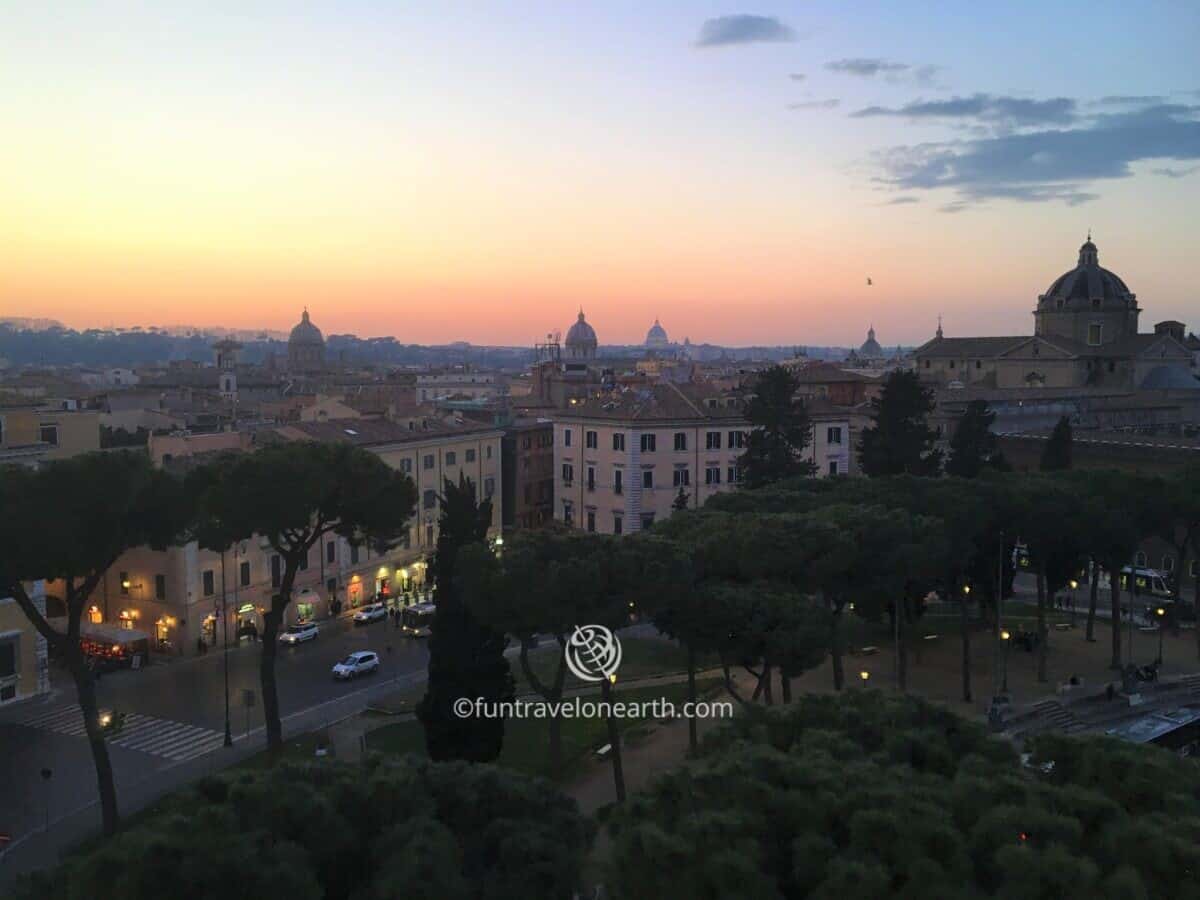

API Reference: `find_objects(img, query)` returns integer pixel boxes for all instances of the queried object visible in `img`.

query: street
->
[0,613,429,844]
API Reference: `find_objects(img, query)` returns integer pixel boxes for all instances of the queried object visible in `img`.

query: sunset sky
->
[2,2,1197,347]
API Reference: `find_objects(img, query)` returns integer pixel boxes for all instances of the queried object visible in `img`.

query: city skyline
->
[3,2,1198,345]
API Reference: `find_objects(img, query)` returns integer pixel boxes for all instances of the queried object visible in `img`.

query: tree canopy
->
[737,365,817,488]
[857,370,942,477]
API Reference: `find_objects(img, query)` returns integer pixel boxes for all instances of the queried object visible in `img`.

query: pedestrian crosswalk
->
[15,706,226,762]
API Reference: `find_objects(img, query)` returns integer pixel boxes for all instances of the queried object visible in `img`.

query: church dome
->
[1038,238,1135,312]
[645,318,669,348]
[565,310,597,348]
[859,325,883,357]
[289,309,325,346]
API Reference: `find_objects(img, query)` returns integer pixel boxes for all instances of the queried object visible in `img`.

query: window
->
[326,577,337,595]
[613,515,623,535]
[466,448,476,462]
[613,433,626,452]
[423,489,437,509]
[522,436,531,450]
[0,635,17,701]
[641,513,656,530]
[828,460,839,476]
[614,469,623,495]
[706,431,721,450]
[705,466,721,485]
[563,502,574,526]
[827,427,842,445]
[641,433,656,453]
[673,468,690,487]
[240,561,251,587]
[586,430,598,449]
[642,470,654,489]
[39,424,59,446]
[728,431,745,449]
[119,572,129,595]
[399,458,413,474]
[445,451,456,466]
[350,544,360,564]
[587,466,596,491]
[564,429,572,447]
[728,466,738,484]
[674,432,687,451]
[924,359,930,369]
[486,445,493,459]
[586,510,596,533]
[426,524,434,546]
[1088,323,1103,346]
[327,540,336,564]
[155,574,166,601]
[423,454,434,470]
[949,360,955,369]
[271,555,282,588]
[484,476,495,498]
[562,463,574,484]
[975,360,982,369]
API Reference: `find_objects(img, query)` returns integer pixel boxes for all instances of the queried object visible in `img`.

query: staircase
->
[1028,699,1088,735]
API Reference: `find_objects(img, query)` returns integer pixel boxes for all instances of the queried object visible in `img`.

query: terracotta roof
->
[913,336,1026,358]
[555,383,745,422]
[276,418,500,447]
[789,363,881,384]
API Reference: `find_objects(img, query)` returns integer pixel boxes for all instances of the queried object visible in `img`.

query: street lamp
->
[1069,579,1078,627]
[859,670,870,687]
[1000,630,1011,693]
[1155,607,1166,665]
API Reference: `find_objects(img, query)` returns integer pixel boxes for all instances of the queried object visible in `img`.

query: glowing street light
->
[1000,630,1011,693]
[1156,607,1166,665]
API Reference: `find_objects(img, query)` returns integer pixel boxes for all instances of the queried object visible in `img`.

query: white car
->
[353,603,388,625]
[332,651,380,680]
[279,622,318,645]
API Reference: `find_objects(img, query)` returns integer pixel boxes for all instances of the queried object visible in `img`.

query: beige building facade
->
[0,583,49,706]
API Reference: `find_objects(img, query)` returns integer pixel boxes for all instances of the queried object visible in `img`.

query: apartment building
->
[805,400,871,478]
[553,384,748,535]
[415,369,507,403]
[502,418,554,530]
[0,398,100,466]
[0,582,49,706]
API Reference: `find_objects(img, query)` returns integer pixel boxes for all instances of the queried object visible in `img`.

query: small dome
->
[565,310,597,347]
[1038,238,1134,311]
[645,318,669,348]
[289,309,325,346]
[859,325,883,357]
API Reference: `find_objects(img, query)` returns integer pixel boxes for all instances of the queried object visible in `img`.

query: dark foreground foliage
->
[606,691,1200,899]
[14,755,592,900]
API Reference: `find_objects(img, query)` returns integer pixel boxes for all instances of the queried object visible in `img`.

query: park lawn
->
[366,677,724,782]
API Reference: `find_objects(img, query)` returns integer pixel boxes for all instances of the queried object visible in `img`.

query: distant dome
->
[565,309,598,360]
[288,308,326,373]
[859,325,883,358]
[1038,238,1135,312]
[645,318,669,349]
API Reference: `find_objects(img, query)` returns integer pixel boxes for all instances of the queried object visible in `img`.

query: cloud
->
[882,196,920,205]
[870,103,1200,207]
[825,58,942,86]
[695,15,797,47]
[852,94,1077,129]
[788,98,840,110]
[825,58,909,77]
[788,73,806,81]
[1093,95,1168,107]
[1151,164,1200,178]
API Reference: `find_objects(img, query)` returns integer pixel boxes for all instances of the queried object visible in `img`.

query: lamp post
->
[1000,630,1011,694]
[1069,579,1078,627]
[222,548,233,747]
[859,670,870,688]
[1155,607,1166,665]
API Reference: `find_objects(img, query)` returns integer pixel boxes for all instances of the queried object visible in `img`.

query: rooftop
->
[555,382,745,422]
[276,417,502,447]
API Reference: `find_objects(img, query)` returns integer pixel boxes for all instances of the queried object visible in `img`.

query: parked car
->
[332,651,380,680]
[279,622,318,645]
[353,603,387,625]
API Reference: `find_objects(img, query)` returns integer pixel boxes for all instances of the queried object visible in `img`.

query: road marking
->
[13,707,227,762]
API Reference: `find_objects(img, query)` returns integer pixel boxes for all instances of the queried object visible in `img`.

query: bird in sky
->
[866,277,873,286]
